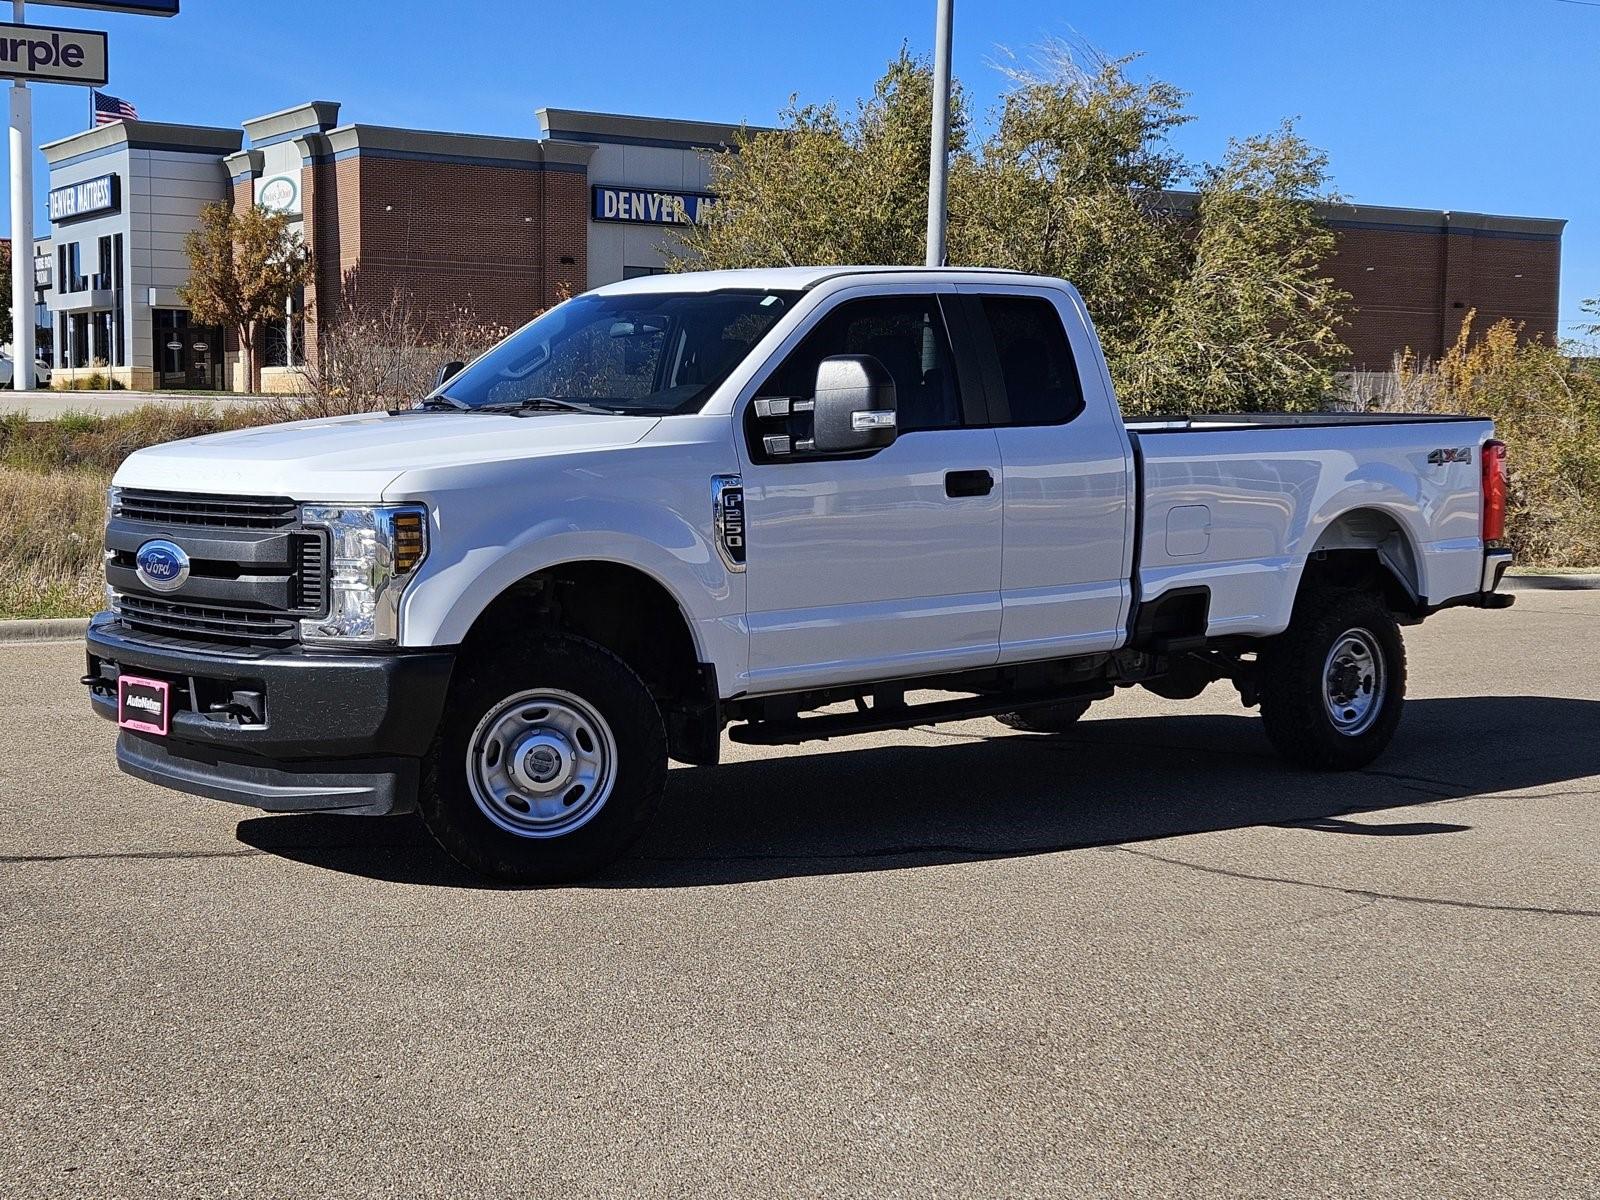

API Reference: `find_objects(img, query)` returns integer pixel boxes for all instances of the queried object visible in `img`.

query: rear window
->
[981,296,1085,426]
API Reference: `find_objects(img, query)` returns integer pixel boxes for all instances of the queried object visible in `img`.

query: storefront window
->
[91,311,113,367]
[261,288,305,368]
[94,236,112,290]
[68,313,89,368]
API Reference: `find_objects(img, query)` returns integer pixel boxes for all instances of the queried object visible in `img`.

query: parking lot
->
[1,589,1596,1198]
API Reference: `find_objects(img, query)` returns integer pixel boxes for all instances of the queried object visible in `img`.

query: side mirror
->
[433,360,465,391]
[811,354,897,454]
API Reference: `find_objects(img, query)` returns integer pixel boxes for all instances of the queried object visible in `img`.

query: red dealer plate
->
[117,675,171,736]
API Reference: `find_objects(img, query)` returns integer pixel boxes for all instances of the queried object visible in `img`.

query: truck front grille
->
[108,491,325,649]
[118,594,301,647]
[118,489,298,530]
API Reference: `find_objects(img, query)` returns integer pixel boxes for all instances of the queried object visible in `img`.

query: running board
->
[728,688,1110,746]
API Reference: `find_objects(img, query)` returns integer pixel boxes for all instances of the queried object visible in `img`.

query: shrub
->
[1380,317,1600,567]
[275,293,512,421]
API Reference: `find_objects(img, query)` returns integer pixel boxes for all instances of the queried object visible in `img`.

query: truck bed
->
[1124,413,1494,640]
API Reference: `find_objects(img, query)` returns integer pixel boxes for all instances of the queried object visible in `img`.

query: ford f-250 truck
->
[85,267,1515,882]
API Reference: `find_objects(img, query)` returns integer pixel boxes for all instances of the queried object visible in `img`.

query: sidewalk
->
[0,390,269,418]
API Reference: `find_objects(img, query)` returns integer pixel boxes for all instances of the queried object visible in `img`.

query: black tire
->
[995,698,1094,734]
[419,633,667,884]
[1258,587,1406,770]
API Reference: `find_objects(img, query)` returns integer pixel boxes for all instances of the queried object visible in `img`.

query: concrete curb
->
[1505,573,1600,591]
[0,617,91,644]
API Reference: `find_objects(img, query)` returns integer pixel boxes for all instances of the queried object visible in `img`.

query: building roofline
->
[40,119,242,163]
[1158,189,1564,238]
[315,123,595,170]
[242,100,341,146]
[537,106,774,150]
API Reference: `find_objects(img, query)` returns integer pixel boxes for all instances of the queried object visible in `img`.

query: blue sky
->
[5,0,1595,335]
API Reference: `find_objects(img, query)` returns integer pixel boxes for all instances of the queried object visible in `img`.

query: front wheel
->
[1257,587,1406,770]
[420,633,667,883]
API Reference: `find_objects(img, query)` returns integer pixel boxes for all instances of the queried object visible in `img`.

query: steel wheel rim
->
[1322,628,1386,736]
[466,688,617,839]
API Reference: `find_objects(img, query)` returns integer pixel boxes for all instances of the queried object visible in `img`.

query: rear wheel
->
[420,633,667,883]
[995,698,1093,734]
[1258,587,1406,770]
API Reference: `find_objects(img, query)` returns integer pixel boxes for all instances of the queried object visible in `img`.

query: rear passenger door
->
[954,285,1134,662]
[737,287,1004,693]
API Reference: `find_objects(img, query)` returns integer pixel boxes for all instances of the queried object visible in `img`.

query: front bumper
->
[85,614,454,815]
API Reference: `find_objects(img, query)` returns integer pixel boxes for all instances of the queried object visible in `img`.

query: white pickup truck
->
[86,267,1515,881]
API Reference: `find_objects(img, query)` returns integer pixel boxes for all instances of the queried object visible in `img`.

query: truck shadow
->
[234,694,1600,889]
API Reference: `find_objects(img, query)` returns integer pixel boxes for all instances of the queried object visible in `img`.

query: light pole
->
[9,0,35,389]
[924,0,953,267]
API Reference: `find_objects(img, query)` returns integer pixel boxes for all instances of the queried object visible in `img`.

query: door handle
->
[945,469,994,498]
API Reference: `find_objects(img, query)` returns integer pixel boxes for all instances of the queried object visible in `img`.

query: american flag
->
[92,91,139,127]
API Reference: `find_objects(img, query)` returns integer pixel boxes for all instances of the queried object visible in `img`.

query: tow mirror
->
[811,355,897,454]
[433,360,465,391]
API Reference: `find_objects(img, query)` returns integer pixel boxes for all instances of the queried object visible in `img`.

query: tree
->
[1119,124,1347,413]
[1581,297,1599,339]
[671,43,1351,414]
[180,202,311,394]
[950,45,1190,370]
[668,46,967,270]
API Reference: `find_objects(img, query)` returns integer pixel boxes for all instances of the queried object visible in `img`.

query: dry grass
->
[0,405,287,619]
[0,466,110,618]
[0,403,272,474]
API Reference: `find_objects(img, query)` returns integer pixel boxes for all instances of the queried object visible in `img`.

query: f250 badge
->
[710,475,746,573]
[1427,447,1473,466]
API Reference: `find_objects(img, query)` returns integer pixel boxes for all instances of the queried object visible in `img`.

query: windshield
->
[432,289,800,415]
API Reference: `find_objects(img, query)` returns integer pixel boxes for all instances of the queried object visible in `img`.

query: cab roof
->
[590,265,1054,296]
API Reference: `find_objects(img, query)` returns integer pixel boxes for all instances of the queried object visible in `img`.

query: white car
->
[0,351,53,389]
[85,266,1516,882]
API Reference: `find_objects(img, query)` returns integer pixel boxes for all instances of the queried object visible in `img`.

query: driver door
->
[736,288,1003,694]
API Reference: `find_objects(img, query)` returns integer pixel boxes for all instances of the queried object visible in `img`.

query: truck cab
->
[85,267,1514,881]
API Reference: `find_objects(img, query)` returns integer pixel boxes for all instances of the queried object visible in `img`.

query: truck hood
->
[111,410,663,501]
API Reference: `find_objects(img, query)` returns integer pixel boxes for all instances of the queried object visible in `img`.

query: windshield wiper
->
[416,394,470,411]
[478,396,624,416]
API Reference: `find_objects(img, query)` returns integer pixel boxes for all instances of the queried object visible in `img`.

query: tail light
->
[1481,439,1507,543]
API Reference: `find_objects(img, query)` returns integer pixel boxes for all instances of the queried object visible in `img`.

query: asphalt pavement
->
[1,591,1596,1198]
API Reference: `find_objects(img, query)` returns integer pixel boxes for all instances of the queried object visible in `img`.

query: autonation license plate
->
[117,675,171,736]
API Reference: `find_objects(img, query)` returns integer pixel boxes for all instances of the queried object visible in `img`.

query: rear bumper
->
[1481,548,1514,595]
[85,614,454,815]
[1426,549,1516,615]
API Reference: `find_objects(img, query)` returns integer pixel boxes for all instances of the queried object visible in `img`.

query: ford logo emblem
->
[134,539,191,593]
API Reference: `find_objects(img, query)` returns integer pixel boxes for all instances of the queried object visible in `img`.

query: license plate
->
[117,675,172,736]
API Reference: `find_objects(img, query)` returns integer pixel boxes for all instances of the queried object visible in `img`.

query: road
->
[2,591,1596,1198]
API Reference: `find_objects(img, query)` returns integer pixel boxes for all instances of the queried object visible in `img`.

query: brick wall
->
[1328,224,1562,369]
[317,156,587,336]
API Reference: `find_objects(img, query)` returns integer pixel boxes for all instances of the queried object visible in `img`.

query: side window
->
[980,296,1085,427]
[759,295,963,434]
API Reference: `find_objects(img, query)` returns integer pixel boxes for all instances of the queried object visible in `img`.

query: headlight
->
[298,504,429,645]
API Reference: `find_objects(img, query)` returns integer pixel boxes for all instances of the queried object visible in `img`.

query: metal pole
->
[924,0,954,267]
[8,0,34,390]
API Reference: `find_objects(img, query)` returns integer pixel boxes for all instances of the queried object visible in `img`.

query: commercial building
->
[30,100,1565,391]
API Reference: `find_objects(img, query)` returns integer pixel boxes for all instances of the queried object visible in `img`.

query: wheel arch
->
[1298,506,1427,616]
[455,558,721,765]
